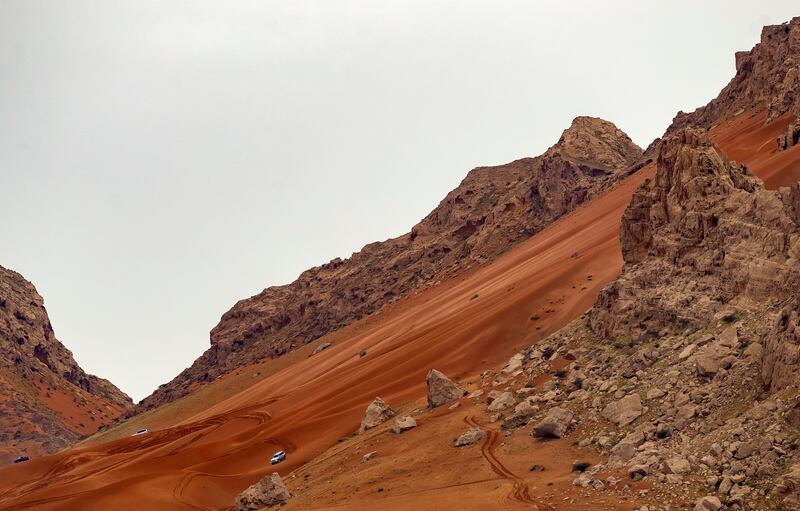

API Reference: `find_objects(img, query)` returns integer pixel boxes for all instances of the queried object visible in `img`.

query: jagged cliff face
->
[134,117,643,413]
[671,17,800,135]
[0,267,131,464]
[590,127,800,343]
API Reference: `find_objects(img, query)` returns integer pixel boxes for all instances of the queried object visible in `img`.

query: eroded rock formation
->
[671,17,800,134]
[591,127,800,342]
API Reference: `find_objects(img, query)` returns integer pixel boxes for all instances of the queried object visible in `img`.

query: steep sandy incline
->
[133,117,643,414]
[0,267,132,465]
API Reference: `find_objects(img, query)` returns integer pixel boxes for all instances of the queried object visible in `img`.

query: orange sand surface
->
[0,111,793,510]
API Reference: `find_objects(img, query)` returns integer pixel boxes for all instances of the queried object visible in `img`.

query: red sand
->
[711,110,800,189]
[0,111,794,510]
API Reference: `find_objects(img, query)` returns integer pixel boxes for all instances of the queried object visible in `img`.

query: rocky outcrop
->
[134,118,643,413]
[235,473,289,510]
[591,127,800,342]
[426,369,466,408]
[778,119,800,150]
[0,266,131,463]
[531,407,573,438]
[763,296,800,391]
[671,17,800,132]
[358,397,395,434]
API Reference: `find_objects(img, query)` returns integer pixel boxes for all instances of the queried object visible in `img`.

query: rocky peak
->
[671,17,800,133]
[552,116,643,171]
[0,266,132,462]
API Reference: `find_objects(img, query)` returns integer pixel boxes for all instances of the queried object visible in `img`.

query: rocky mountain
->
[671,17,800,147]
[0,266,132,464]
[133,116,643,413]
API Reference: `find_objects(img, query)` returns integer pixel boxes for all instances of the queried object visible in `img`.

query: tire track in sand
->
[464,416,551,509]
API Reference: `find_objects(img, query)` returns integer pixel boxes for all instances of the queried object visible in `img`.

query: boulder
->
[502,353,525,374]
[391,416,417,434]
[454,428,486,447]
[665,457,691,474]
[678,343,697,360]
[235,473,289,510]
[695,355,719,377]
[486,391,516,412]
[358,397,395,434]
[501,404,538,430]
[609,441,637,465]
[776,463,800,506]
[426,369,466,408]
[693,496,722,511]
[602,393,642,426]
[531,407,573,438]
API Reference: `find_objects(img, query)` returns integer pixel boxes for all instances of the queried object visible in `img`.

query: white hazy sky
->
[1,1,797,402]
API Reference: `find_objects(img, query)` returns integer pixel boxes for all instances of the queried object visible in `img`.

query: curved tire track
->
[464,415,549,509]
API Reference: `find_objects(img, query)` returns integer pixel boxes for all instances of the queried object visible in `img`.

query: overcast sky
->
[1,1,797,402]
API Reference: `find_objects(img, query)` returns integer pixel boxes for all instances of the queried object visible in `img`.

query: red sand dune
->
[0,111,795,511]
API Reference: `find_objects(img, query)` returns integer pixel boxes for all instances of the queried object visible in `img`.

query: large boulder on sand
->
[453,428,486,447]
[391,415,417,434]
[602,393,642,426]
[532,407,573,438]
[235,473,289,510]
[426,369,466,408]
[358,397,395,433]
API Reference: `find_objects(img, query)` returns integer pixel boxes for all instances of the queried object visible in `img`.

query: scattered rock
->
[454,428,486,447]
[391,416,417,434]
[665,457,691,475]
[532,407,573,438]
[602,393,642,426]
[693,496,722,511]
[312,342,331,355]
[426,369,466,408]
[235,473,289,510]
[776,464,800,506]
[502,353,525,374]
[358,397,395,434]
[486,391,516,412]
